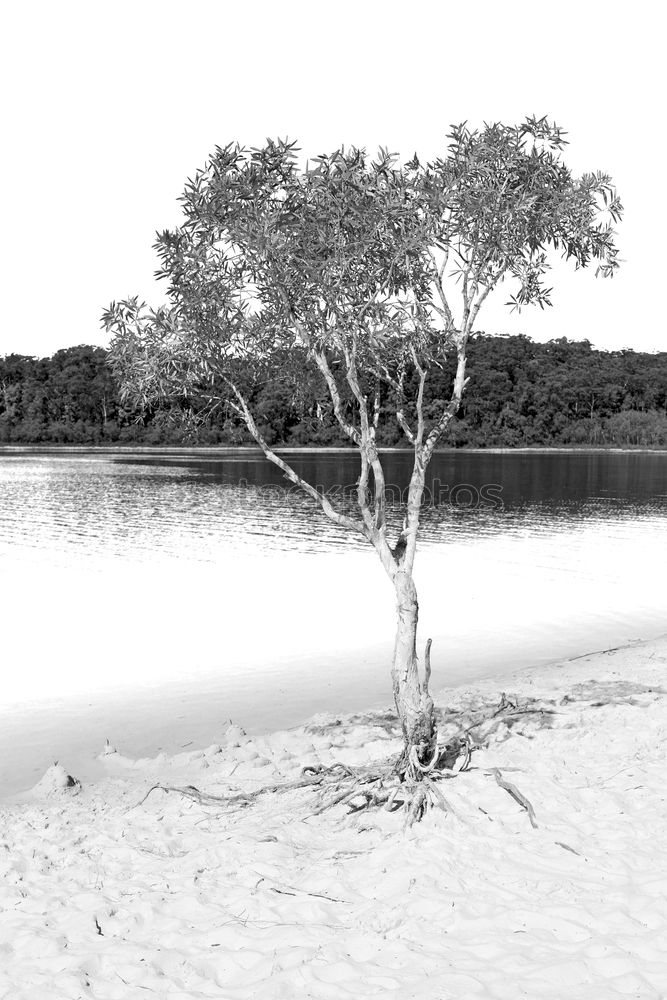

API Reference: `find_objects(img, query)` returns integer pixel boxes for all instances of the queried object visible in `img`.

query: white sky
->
[0,0,663,358]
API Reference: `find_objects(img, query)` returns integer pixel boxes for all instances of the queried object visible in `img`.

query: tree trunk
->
[391,570,436,775]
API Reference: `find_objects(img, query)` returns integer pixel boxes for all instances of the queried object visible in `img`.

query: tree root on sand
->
[307,741,470,827]
[129,692,544,828]
[128,771,333,814]
[130,756,537,831]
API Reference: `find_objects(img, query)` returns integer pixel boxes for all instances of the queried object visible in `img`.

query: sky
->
[0,0,663,358]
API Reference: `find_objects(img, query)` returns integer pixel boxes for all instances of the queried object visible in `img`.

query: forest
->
[1,334,666,448]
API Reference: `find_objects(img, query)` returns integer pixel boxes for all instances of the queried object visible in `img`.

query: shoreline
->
[3,613,667,802]
[2,443,667,455]
[2,631,667,996]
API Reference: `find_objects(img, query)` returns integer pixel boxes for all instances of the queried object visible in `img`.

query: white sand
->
[1,635,667,999]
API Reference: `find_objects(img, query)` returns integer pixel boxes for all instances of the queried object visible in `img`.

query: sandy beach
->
[1,634,667,999]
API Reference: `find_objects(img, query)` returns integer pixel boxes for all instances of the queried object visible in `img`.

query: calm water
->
[1,448,666,795]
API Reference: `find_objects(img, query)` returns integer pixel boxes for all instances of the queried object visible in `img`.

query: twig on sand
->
[489,768,538,828]
[117,972,156,993]
[555,840,581,855]
[253,872,351,904]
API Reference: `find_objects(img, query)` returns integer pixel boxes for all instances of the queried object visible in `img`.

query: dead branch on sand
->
[489,768,538,828]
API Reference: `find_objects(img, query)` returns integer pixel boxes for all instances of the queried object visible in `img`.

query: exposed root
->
[129,771,330,813]
[129,690,547,828]
[302,684,549,827]
[308,750,466,828]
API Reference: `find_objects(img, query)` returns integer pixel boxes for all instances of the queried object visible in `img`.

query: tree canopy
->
[103,118,622,448]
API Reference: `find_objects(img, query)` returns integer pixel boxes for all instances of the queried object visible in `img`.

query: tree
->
[104,118,621,818]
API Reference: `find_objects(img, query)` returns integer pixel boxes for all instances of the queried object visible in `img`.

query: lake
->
[1,447,666,795]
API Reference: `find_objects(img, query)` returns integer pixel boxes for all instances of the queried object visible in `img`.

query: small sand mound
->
[30,764,81,797]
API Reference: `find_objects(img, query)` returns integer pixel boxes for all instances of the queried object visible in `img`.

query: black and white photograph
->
[1,1,665,996]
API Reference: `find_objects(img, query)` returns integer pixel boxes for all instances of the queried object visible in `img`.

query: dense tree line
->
[1,335,666,447]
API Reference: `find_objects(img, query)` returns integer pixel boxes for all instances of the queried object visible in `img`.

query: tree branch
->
[369,361,416,445]
[341,333,389,536]
[428,250,455,331]
[423,339,468,463]
[410,345,427,447]
[227,381,368,539]
[312,349,361,446]
[396,406,415,445]
[468,267,507,331]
